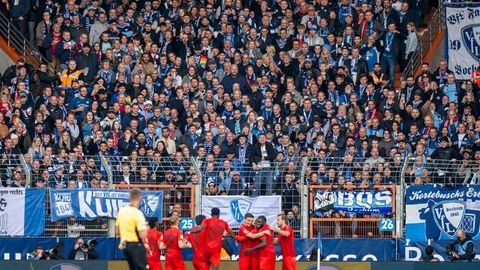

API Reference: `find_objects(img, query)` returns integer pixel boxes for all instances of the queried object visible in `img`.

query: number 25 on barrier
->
[379,218,395,232]
[180,218,194,231]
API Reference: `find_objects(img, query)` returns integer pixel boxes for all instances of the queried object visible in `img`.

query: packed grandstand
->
[0,0,479,267]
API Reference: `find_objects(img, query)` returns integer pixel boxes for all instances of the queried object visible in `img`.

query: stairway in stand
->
[393,10,438,89]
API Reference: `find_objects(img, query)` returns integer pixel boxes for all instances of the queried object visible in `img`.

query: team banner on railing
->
[446,4,480,80]
[201,195,281,228]
[405,185,480,241]
[0,188,45,236]
[313,189,393,215]
[49,189,163,222]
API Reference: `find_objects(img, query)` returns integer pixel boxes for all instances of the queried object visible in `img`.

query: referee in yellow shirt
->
[116,188,150,270]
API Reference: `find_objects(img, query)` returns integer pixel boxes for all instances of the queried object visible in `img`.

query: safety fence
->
[3,154,479,239]
[114,184,195,232]
[404,158,480,185]
[42,183,195,237]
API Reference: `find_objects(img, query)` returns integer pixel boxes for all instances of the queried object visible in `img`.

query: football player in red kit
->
[235,213,272,270]
[145,217,163,270]
[272,213,296,270]
[186,215,209,270]
[244,216,276,270]
[160,215,191,270]
[189,207,233,270]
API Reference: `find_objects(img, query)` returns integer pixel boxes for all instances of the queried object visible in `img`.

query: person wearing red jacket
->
[272,213,296,270]
[234,213,272,270]
[471,60,480,89]
[244,216,276,270]
[161,215,191,270]
[185,215,208,270]
[144,217,163,270]
[189,207,234,270]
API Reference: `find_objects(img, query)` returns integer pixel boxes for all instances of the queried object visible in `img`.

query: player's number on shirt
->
[379,218,395,231]
[180,218,194,231]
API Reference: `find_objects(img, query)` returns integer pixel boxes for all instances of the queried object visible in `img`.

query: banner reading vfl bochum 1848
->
[0,188,45,236]
[405,185,480,242]
[446,4,480,80]
[49,189,163,222]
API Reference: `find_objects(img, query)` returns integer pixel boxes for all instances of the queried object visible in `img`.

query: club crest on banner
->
[462,24,480,59]
[141,195,159,217]
[418,199,480,239]
[230,199,252,223]
[432,201,465,237]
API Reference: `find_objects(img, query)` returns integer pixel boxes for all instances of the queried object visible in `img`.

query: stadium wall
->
[2,237,480,262]
[0,261,478,270]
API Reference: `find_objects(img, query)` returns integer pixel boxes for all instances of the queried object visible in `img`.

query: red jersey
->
[162,227,184,259]
[278,225,295,257]
[238,223,254,256]
[258,225,276,258]
[202,217,233,251]
[186,225,206,259]
[145,229,163,261]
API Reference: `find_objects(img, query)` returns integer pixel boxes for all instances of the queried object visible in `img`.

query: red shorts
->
[148,260,163,270]
[282,256,296,270]
[204,249,221,267]
[251,254,260,270]
[239,254,252,270]
[165,258,186,270]
[192,257,209,270]
[259,256,276,270]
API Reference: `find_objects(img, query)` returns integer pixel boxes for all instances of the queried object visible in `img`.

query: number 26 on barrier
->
[180,218,194,231]
[379,218,395,232]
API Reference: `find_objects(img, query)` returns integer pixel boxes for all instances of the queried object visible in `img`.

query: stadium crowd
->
[1,0,479,215]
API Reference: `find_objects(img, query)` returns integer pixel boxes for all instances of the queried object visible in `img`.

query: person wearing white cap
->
[252,116,267,139]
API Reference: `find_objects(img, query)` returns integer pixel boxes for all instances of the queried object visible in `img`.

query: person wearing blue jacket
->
[363,36,380,75]
[9,0,30,37]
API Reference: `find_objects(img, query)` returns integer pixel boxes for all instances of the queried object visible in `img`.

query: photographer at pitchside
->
[446,230,476,262]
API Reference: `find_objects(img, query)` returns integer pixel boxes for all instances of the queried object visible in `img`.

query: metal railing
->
[5,154,480,238]
[103,155,198,185]
[0,154,28,187]
[114,183,195,233]
[404,8,443,77]
[304,156,404,185]
[22,154,109,189]
[0,11,48,67]
[196,157,306,237]
[404,157,480,186]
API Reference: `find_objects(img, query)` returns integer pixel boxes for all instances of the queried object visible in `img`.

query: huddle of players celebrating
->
[145,207,296,270]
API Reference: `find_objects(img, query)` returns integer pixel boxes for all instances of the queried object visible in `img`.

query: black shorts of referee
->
[123,242,148,270]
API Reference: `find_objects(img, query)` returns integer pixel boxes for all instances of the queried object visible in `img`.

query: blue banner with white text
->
[313,189,393,215]
[0,188,45,236]
[405,185,480,242]
[49,189,163,222]
[446,4,480,80]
